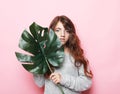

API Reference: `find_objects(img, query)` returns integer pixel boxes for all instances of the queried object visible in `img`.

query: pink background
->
[0,0,120,94]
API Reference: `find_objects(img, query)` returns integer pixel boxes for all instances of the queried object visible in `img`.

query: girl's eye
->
[55,29,60,32]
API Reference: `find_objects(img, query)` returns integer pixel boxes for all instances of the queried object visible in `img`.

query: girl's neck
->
[64,47,70,54]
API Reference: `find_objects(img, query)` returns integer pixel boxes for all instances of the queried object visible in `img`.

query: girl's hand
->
[50,73,61,84]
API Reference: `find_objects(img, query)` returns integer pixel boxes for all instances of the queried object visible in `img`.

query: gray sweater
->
[33,53,92,94]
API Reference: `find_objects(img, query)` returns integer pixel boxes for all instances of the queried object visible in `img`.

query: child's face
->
[54,21,70,45]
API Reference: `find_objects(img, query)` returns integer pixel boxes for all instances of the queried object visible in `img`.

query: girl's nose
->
[61,30,65,37]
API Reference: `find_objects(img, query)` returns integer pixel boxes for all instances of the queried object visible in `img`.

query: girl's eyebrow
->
[55,27,61,30]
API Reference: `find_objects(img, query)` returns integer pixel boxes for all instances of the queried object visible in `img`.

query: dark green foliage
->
[15,22,64,74]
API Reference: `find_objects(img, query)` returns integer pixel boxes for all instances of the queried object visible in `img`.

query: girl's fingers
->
[53,79,58,84]
[50,73,56,79]
[49,73,61,84]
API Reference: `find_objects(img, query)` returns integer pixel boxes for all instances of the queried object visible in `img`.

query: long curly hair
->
[49,15,93,78]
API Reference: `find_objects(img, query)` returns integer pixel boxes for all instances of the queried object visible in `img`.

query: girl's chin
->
[61,41,65,45]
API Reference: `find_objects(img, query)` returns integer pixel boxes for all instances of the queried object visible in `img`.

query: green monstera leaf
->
[15,22,65,94]
[15,22,64,74]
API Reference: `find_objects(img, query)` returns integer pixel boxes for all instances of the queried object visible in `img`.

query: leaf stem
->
[45,59,53,73]
[57,84,65,94]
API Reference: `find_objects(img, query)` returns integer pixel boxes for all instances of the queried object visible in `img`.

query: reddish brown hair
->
[49,15,93,78]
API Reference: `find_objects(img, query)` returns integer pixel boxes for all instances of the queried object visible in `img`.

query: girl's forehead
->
[55,21,65,29]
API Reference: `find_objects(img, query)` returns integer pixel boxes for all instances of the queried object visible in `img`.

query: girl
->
[33,15,93,94]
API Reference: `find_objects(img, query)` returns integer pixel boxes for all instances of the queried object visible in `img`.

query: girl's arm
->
[33,74,45,87]
[60,64,92,92]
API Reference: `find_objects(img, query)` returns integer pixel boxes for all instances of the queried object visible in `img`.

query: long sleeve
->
[60,64,92,92]
[33,74,45,87]
[32,53,92,94]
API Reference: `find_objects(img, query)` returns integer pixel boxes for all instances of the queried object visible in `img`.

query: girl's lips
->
[60,38,65,40]
[60,38,65,42]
